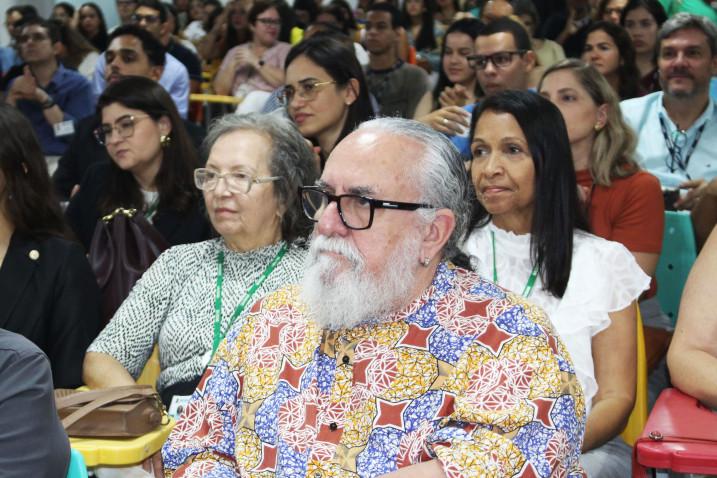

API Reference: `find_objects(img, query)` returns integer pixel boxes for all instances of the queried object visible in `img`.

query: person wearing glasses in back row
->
[439,17,536,160]
[92,0,191,117]
[83,111,318,415]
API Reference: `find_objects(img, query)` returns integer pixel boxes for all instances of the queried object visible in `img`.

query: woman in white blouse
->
[83,112,319,409]
[461,90,649,477]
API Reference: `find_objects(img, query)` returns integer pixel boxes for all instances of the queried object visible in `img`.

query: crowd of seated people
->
[1,0,717,476]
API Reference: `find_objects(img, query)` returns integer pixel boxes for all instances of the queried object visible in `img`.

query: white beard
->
[300,233,422,330]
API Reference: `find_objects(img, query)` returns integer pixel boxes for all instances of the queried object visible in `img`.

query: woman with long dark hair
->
[414,18,482,135]
[66,76,211,249]
[402,0,441,71]
[462,90,649,477]
[77,2,109,52]
[620,0,667,93]
[582,21,642,99]
[55,19,99,80]
[0,103,101,388]
[283,35,373,167]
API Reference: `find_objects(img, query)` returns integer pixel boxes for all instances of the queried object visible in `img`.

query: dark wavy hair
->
[468,90,589,298]
[78,2,109,51]
[620,0,667,28]
[96,77,200,215]
[402,0,437,51]
[0,104,67,239]
[284,35,373,162]
[584,21,641,99]
[432,18,483,108]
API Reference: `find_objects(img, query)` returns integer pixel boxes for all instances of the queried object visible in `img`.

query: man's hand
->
[676,178,707,210]
[8,65,39,104]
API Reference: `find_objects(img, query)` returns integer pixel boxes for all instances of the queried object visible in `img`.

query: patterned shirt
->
[162,263,587,477]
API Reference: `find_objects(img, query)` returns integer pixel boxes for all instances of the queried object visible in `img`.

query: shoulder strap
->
[57,386,158,430]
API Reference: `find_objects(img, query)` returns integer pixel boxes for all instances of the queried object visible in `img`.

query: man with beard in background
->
[162,117,587,478]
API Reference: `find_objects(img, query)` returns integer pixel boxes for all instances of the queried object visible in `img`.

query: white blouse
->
[462,221,650,413]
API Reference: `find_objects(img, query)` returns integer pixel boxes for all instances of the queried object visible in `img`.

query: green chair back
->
[655,211,697,326]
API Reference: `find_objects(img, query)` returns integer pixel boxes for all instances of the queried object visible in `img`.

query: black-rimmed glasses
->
[93,115,151,145]
[467,50,527,70]
[299,186,434,230]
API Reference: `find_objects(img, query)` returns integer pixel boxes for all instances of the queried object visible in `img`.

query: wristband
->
[41,95,55,109]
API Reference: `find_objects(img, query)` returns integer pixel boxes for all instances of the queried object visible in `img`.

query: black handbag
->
[88,207,169,324]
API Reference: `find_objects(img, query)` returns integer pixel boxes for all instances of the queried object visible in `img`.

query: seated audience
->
[283,35,373,168]
[582,21,642,100]
[620,0,667,94]
[415,18,483,135]
[213,0,290,113]
[84,112,318,408]
[668,225,717,408]
[51,2,75,26]
[93,5,191,118]
[462,90,648,477]
[596,0,628,24]
[621,13,717,207]
[161,116,587,477]
[182,0,217,42]
[0,5,37,76]
[311,4,370,66]
[65,77,211,250]
[449,17,537,157]
[113,0,139,29]
[0,103,102,388]
[54,25,204,201]
[402,0,443,72]
[134,0,202,95]
[55,19,99,80]
[513,0,565,73]
[435,0,460,29]
[542,0,593,58]
[197,0,251,65]
[364,3,430,118]
[77,2,109,51]
[6,18,94,157]
[0,328,70,477]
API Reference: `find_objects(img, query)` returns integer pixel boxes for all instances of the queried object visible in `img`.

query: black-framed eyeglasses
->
[467,50,527,70]
[279,80,336,106]
[132,13,161,24]
[93,115,151,145]
[299,186,435,230]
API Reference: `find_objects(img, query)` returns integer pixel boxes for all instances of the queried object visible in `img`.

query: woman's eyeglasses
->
[194,169,281,194]
[93,115,151,145]
[279,80,336,106]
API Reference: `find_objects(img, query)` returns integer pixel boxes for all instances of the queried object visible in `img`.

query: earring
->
[594,123,602,131]
[160,134,171,148]
[421,257,431,267]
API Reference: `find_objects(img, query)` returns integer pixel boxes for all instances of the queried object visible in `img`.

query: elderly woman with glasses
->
[83,109,319,409]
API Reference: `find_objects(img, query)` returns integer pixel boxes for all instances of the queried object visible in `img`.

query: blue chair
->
[655,211,697,326]
[67,448,88,478]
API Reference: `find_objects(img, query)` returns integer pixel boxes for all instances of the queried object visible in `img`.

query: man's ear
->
[52,41,63,58]
[523,50,536,72]
[420,209,456,263]
[149,65,164,82]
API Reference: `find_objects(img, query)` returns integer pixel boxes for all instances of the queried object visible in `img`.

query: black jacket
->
[0,233,102,388]
[65,162,213,251]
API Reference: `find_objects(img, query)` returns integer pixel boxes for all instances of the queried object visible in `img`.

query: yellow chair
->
[620,305,648,446]
[189,93,243,128]
[70,419,175,467]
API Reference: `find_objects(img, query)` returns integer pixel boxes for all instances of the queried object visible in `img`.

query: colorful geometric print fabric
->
[162,262,587,477]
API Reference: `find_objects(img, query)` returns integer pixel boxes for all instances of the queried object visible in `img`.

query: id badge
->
[168,395,192,420]
[53,120,75,137]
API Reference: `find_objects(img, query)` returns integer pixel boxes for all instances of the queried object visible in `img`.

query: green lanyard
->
[211,242,288,359]
[144,199,159,221]
[490,230,539,298]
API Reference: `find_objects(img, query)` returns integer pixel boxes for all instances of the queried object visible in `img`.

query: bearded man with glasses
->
[162,117,587,478]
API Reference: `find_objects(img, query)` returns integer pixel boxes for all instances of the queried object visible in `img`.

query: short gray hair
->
[357,117,472,258]
[204,112,320,242]
[658,12,717,56]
